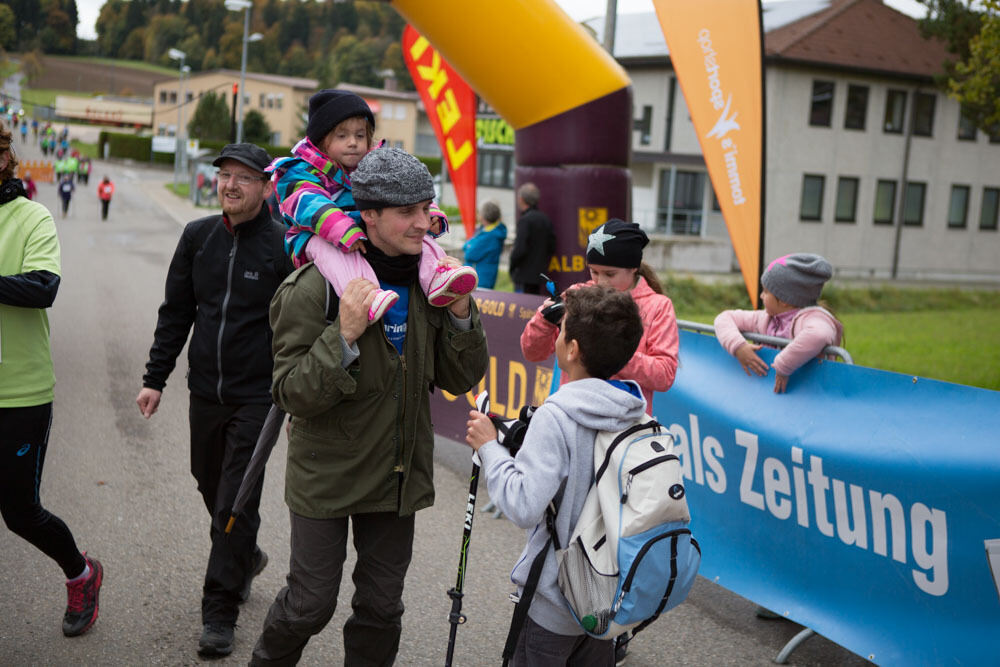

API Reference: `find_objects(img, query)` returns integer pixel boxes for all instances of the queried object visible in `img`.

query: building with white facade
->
[589,0,1000,282]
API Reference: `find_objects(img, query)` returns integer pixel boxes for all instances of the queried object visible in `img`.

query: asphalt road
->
[0,125,872,666]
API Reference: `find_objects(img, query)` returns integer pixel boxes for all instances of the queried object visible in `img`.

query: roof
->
[586,0,953,79]
[765,0,952,77]
[333,82,421,102]
[157,69,318,90]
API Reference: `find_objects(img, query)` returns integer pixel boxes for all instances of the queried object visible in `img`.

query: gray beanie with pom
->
[761,253,833,307]
[352,147,436,211]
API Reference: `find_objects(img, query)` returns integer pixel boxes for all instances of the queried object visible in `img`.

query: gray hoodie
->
[478,377,647,635]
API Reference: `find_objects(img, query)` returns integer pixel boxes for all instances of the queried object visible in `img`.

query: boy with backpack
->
[465,285,647,665]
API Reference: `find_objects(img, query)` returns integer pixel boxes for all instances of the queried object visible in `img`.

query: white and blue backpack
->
[502,420,700,662]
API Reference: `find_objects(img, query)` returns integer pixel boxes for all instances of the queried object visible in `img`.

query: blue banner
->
[651,330,1000,665]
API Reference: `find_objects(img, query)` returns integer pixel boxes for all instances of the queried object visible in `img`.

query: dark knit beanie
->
[352,147,436,210]
[306,89,375,146]
[585,219,648,268]
[761,253,833,307]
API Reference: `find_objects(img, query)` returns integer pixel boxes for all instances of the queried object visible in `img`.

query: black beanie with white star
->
[585,219,648,268]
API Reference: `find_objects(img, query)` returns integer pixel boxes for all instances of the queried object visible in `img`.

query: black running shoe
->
[239,547,269,603]
[63,553,103,637]
[198,622,234,657]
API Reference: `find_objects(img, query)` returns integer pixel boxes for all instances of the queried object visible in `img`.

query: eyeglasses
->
[217,171,266,186]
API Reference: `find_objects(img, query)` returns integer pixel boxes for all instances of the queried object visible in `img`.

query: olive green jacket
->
[269,263,488,519]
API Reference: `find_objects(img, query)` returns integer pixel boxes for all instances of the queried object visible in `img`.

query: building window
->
[267,95,274,109]
[874,179,896,225]
[947,185,970,228]
[835,176,859,222]
[980,187,999,230]
[170,91,177,104]
[800,174,825,221]
[260,93,266,108]
[159,91,167,103]
[476,150,513,188]
[844,85,868,130]
[634,104,652,146]
[655,170,704,235]
[958,106,977,141]
[394,104,406,120]
[903,182,926,226]
[276,94,283,110]
[186,92,193,103]
[913,92,936,137]
[809,80,834,127]
[711,188,721,212]
[884,89,907,133]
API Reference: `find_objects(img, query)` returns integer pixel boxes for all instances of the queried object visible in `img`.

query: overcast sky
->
[74,0,928,41]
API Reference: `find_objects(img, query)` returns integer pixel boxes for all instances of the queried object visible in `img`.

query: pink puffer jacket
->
[714,306,844,377]
[520,276,679,414]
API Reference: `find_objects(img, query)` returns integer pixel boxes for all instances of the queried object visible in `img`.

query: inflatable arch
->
[394,0,632,291]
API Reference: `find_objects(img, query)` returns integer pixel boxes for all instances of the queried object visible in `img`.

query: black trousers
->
[189,394,270,625]
[0,403,86,579]
[100,199,110,220]
[252,511,415,666]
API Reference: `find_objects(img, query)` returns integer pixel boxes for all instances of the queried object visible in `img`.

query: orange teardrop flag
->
[651,0,764,306]
[402,25,478,239]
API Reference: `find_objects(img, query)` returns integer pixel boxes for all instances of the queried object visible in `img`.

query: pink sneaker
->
[368,289,399,323]
[63,552,103,637]
[427,265,478,307]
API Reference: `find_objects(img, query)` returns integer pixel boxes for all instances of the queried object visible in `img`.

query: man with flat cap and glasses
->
[135,143,294,657]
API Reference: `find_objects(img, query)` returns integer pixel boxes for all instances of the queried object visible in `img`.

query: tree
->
[0,5,16,51]
[187,91,231,142]
[946,0,1000,132]
[918,0,1000,132]
[242,109,272,145]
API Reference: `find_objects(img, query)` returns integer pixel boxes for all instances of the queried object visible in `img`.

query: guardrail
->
[676,319,853,365]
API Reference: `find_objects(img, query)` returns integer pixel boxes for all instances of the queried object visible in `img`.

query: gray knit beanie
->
[352,147,436,210]
[761,253,833,307]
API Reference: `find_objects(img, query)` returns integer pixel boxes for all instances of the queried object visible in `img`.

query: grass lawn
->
[70,139,99,159]
[839,309,1000,390]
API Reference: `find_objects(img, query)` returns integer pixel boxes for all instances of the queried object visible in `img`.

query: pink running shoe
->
[368,289,399,323]
[427,265,478,307]
[63,552,103,637]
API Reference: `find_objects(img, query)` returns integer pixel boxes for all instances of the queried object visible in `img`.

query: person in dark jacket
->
[250,148,489,666]
[135,143,294,658]
[509,182,555,294]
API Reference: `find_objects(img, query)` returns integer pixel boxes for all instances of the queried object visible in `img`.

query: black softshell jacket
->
[142,205,293,404]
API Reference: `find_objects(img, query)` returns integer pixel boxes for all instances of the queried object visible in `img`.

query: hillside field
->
[29,55,174,98]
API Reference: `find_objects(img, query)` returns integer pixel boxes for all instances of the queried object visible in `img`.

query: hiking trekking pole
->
[444,392,489,667]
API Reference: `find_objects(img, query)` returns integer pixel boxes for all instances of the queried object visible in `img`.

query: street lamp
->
[168,47,186,189]
[225,0,260,143]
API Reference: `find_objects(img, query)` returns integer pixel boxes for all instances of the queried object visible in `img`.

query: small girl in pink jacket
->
[714,253,843,393]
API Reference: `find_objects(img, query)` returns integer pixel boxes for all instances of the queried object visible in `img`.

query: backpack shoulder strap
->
[324,279,339,324]
[501,496,561,665]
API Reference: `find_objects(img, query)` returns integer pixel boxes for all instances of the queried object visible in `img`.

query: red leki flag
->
[402,25,477,238]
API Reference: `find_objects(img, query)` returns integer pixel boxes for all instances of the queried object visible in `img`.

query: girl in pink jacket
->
[520,219,679,414]
[714,253,844,393]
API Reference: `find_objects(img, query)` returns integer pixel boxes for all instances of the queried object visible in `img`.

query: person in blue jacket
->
[462,199,507,289]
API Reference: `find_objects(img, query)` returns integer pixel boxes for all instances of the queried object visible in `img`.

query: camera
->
[539,273,564,326]
[475,391,536,457]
